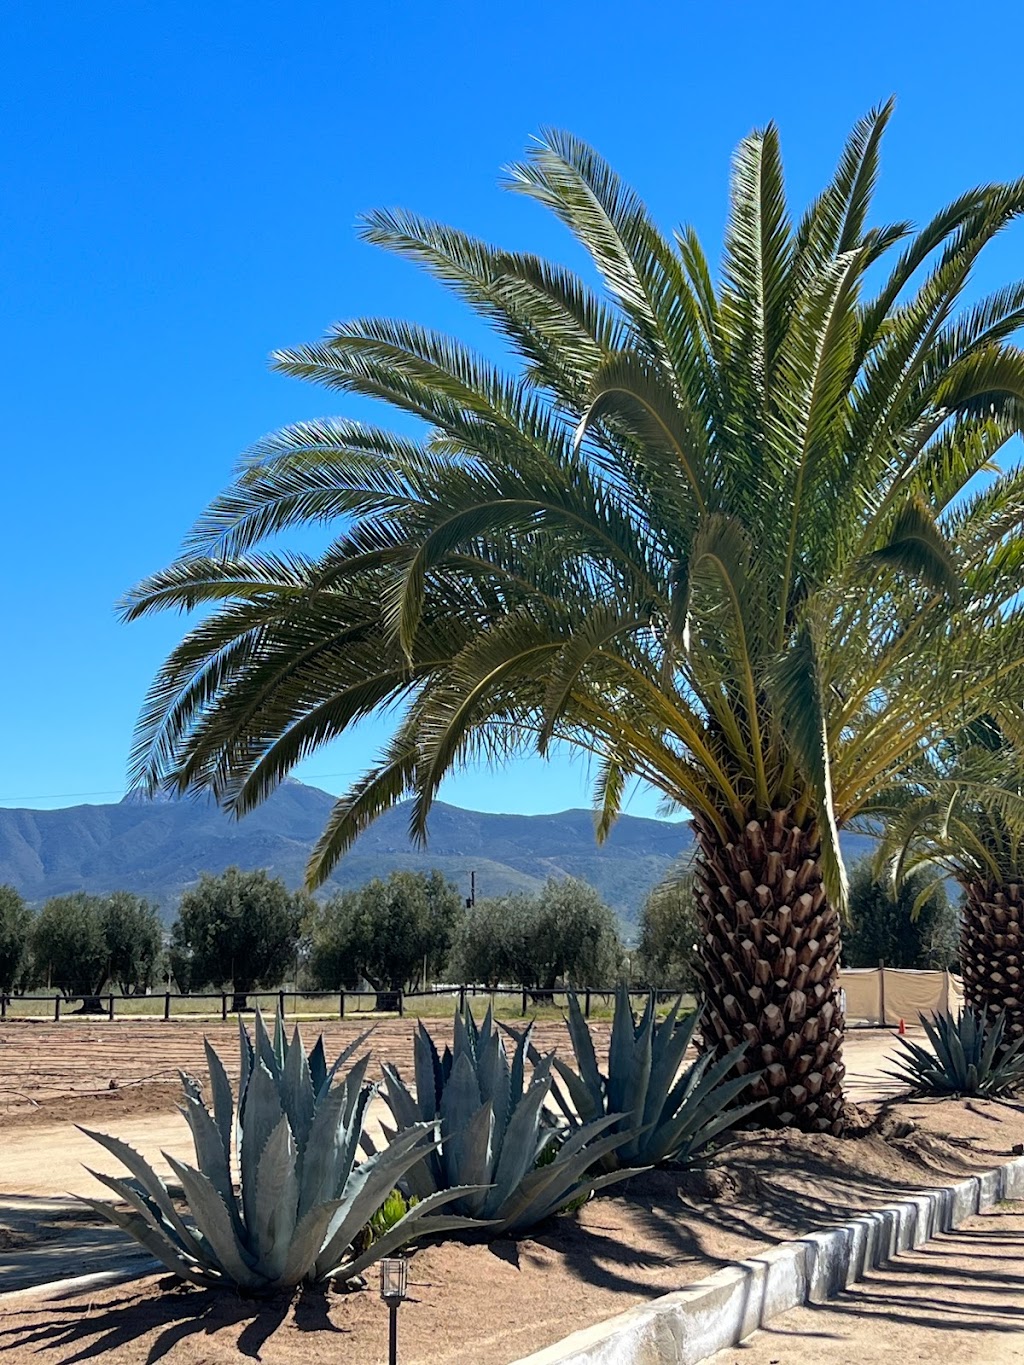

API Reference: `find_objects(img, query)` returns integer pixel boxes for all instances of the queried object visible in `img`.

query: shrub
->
[80,1012,482,1290]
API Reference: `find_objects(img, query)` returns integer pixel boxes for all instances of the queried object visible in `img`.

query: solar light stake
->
[379,1257,409,1365]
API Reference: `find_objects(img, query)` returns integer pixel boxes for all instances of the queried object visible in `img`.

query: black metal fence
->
[0,983,687,1023]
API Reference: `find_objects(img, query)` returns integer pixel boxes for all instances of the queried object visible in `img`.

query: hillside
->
[0,782,875,925]
[0,782,693,923]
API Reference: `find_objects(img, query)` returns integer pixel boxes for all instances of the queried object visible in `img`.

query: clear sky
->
[3,0,1023,817]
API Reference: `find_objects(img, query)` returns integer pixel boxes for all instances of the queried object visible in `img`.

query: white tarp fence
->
[839,966,964,1027]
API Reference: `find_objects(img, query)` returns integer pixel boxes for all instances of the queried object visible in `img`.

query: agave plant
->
[373,1005,636,1232]
[517,987,763,1169]
[886,1008,1024,1097]
[79,1012,484,1291]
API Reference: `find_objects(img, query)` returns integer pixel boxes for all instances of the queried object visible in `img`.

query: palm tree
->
[876,720,1024,1044]
[122,104,1024,1132]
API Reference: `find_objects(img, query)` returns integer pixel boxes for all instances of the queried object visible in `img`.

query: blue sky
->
[3,0,1023,817]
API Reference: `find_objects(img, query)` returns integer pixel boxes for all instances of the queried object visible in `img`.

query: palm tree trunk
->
[691,808,846,1134]
[961,882,1024,1043]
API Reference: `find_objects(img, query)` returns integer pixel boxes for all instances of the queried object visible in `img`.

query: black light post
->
[379,1256,409,1364]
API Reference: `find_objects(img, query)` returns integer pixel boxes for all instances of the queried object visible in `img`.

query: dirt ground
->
[0,1015,613,1119]
[2,1094,1024,1364]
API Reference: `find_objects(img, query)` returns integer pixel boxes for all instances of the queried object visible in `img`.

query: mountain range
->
[0,781,873,926]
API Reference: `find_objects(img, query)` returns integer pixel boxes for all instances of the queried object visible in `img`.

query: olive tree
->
[0,885,32,993]
[170,867,305,1010]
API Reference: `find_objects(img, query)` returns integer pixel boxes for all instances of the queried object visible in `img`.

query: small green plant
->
[79,1011,484,1291]
[529,986,763,1168]
[374,1005,636,1233]
[886,1008,1024,1097]
[369,1188,420,1241]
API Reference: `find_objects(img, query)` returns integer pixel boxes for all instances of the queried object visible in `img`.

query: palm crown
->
[124,104,1024,1130]
[875,720,1024,1041]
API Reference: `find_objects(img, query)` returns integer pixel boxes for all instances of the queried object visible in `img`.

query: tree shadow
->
[0,1279,350,1363]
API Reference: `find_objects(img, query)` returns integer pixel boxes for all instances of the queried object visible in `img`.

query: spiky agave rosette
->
[77,1010,489,1291]
[373,1004,638,1232]
[885,1007,1024,1098]
[527,986,764,1169]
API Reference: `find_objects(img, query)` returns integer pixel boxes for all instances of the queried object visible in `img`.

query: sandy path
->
[708,1200,1024,1364]
[0,1098,395,1200]
[0,1026,912,1195]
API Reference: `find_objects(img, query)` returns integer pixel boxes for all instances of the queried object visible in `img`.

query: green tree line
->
[0,855,959,1007]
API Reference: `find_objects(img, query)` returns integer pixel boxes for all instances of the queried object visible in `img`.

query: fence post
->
[221,992,228,1021]
[164,991,171,1021]
[279,989,286,1018]
[584,989,592,1019]
[54,995,61,1022]
[521,987,527,1016]
[0,994,6,1021]
[108,994,115,1021]
[398,990,405,1017]
[878,959,886,1028]
[339,990,345,1020]
[459,985,466,1012]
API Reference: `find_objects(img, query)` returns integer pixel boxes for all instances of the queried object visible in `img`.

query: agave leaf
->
[485,1072,551,1216]
[282,1026,316,1154]
[253,1009,283,1088]
[644,1003,695,1126]
[551,1057,603,1126]
[239,1061,286,1237]
[273,1009,287,1071]
[251,1114,299,1281]
[322,1026,377,1094]
[299,1083,363,1216]
[565,992,604,1111]
[164,1152,264,1289]
[273,1195,349,1288]
[76,1193,216,1288]
[307,1034,328,1096]
[493,1124,636,1231]
[413,1022,442,1121]
[77,1128,195,1250]
[83,1167,201,1262]
[439,1051,484,1167]
[606,986,636,1117]
[508,1019,533,1113]
[204,1037,235,1170]
[178,1094,244,1240]
[381,1063,422,1131]
[445,1100,494,1215]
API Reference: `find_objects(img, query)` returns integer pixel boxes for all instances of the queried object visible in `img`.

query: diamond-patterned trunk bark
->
[692,808,846,1134]
[961,881,1024,1043]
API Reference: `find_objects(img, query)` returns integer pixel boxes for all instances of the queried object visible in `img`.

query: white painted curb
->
[511,1154,1024,1365]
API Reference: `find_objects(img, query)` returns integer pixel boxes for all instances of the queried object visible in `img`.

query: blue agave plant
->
[79,1011,485,1290]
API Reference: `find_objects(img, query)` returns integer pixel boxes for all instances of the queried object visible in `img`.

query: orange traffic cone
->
[898,1018,906,1036]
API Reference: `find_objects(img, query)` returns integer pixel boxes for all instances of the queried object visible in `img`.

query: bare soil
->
[3,1095,1024,1364]
[0,1016,613,1121]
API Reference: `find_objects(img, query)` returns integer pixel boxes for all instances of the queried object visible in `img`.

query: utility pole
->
[466,870,476,909]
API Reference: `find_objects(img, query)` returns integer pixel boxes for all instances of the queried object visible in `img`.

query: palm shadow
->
[0,1278,349,1363]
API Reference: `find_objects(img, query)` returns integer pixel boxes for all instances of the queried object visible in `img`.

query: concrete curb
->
[511,1154,1024,1365]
